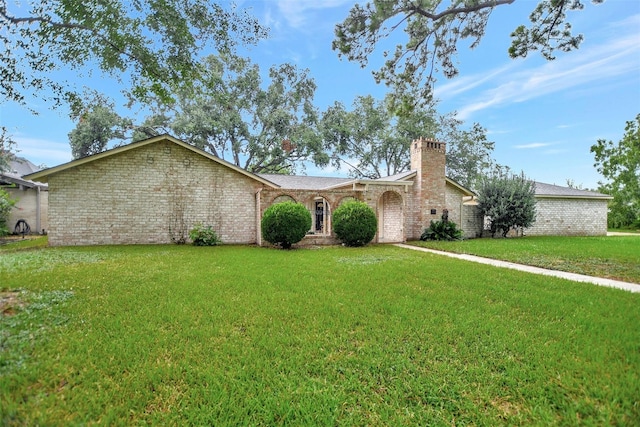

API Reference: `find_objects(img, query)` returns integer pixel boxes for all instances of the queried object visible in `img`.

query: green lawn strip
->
[411,236,640,283]
[0,236,48,252]
[1,245,638,425]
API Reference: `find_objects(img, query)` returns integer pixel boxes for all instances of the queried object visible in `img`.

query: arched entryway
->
[378,191,404,243]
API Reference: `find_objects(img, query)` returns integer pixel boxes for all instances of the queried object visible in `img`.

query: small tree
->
[477,172,536,237]
[0,188,16,237]
[261,202,311,249]
[332,200,377,247]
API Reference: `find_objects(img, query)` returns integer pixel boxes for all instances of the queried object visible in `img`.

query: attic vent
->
[164,146,171,155]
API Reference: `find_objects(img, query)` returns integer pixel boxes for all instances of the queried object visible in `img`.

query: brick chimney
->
[410,138,446,239]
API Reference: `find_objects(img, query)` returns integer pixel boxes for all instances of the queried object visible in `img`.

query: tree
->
[591,114,640,228]
[0,187,16,236]
[134,54,330,174]
[68,92,131,159]
[477,171,536,237]
[0,126,15,172]
[1,0,267,108]
[333,0,604,109]
[320,95,495,188]
[320,95,395,178]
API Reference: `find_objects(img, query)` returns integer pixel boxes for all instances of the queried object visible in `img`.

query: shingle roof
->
[374,170,416,181]
[256,174,354,190]
[1,157,47,188]
[534,182,611,199]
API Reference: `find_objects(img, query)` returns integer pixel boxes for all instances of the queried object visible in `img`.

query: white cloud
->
[276,0,355,29]
[514,143,553,149]
[14,137,72,167]
[451,15,640,120]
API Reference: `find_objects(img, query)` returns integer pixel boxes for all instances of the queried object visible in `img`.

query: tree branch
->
[405,0,516,22]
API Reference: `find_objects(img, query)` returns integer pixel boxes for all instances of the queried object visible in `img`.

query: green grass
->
[412,236,640,283]
[1,244,639,425]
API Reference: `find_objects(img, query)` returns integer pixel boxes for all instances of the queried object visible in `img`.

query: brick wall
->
[525,197,609,236]
[47,141,262,246]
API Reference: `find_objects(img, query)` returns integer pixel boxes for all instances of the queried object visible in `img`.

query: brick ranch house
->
[25,134,611,246]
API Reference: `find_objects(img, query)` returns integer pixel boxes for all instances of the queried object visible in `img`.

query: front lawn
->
[1,244,639,425]
[412,235,640,283]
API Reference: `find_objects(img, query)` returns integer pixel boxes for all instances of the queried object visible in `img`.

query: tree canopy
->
[68,92,131,159]
[333,0,604,108]
[0,0,268,108]
[320,94,496,188]
[70,54,330,174]
[591,113,640,228]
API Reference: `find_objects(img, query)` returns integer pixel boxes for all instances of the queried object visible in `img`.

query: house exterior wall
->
[6,186,48,234]
[462,204,484,239]
[46,141,262,246]
[525,197,609,236]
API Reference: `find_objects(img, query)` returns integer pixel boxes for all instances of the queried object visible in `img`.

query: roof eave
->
[535,194,613,200]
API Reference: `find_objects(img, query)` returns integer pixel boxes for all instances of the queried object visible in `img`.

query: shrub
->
[420,221,462,240]
[421,211,463,241]
[261,202,311,249]
[0,188,16,237]
[189,223,222,246]
[477,171,536,237]
[332,200,377,247]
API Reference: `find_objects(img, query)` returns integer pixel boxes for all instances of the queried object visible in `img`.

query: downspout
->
[36,185,41,234]
[255,188,262,246]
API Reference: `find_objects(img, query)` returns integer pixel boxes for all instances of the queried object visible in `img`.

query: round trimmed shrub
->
[261,201,311,249]
[332,200,377,247]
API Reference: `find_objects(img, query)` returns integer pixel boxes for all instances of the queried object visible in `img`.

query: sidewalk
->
[394,244,640,293]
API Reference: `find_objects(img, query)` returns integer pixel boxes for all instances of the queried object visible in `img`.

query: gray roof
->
[1,157,47,189]
[374,170,416,181]
[257,174,355,190]
[534,182,611,199]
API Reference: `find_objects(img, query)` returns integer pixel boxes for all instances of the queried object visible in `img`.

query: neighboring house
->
[24,134,611,247]
[1,156,48,234]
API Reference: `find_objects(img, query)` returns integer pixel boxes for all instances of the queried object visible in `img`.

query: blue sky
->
[2,0,639,190]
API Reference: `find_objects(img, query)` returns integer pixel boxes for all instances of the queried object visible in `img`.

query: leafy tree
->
[591,114,640,228]
[320,95,495,188]
[1,0,267,108]
[0,187,16,236]
[68,92,131,159]
[261,202,311,249]
[332,200,377,247]
[0,126,16,172]
[477,171,536,237]
[333,0,604,109]
[134,54,329,174]
[320,95,395,178]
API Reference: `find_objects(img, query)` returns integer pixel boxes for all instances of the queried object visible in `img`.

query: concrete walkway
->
[394,244,640,293]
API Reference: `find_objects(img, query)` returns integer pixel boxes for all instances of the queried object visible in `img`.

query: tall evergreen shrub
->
[332,200,377,247]
[261,201,311,249]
